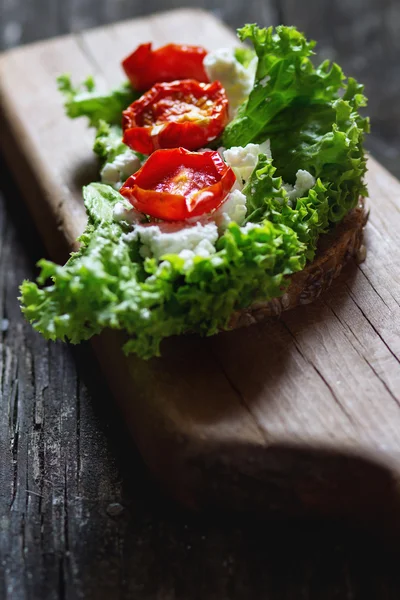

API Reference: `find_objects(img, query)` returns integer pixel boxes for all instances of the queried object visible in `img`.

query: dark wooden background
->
[1,1,400,598]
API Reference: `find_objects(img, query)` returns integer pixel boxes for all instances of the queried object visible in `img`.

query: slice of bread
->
[229,198,369,329]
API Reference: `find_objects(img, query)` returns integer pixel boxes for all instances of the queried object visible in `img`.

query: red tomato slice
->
[119,147,236,221]
[122,43,209,91]
[122,80,229,155]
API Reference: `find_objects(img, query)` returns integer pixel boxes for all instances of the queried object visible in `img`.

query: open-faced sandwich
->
[20,24,369,359]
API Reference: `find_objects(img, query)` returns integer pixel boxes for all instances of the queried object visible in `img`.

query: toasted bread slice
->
[229,198,368,329]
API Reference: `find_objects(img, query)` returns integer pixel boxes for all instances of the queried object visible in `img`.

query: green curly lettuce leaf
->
[92,121,145,189]
[223,24,345,148]
[94,121,144,158]
[93,121,145,164]
[57,74,139,127]
[92,121,126,160]
[243,155,329,261]
[20,184,305,359]
[223,24,369,222]
[83,181,132,223]
[268,88,369,222]
[20,24,369,359]
[233,46,256,68]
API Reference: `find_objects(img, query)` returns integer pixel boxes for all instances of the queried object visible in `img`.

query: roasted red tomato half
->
[122,43,209,91]
[122,80,229,155]
[119,147,236,221]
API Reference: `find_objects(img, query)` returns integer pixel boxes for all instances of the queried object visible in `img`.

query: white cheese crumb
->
[259,75,271,87]
[125,221,219,264]
[204,48,257,116]
[101,151,141,190]
[240,222,259,233]
[217,146,225,154]
[213,189,247,230]
[223,140,271,188]
[112,202,144,224]
[140,308,151,320]
[283,169,316,201]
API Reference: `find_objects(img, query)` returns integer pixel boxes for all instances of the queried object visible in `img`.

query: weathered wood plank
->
[1,154,400,600]
[2,8,400,521]
[1,179,400,598]
[0,168,149,597]
[1,4,400,598]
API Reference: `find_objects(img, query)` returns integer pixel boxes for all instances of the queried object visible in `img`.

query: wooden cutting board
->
[2,8,400,525]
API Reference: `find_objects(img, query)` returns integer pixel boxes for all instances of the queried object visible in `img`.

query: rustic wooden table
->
[1,1,400,598]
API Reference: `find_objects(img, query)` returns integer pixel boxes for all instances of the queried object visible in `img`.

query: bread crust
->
[229,198,369,329]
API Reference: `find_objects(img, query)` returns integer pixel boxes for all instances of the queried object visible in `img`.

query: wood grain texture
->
[3,152,400,599]
[1,9,400,522]
[2,8,400,600]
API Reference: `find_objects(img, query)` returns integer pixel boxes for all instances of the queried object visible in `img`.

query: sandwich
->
[20,24,369,359]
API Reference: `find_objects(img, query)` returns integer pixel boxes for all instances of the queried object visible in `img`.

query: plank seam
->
[281,320,356,426]
[326,299,400,409]
[357,265,391,310]
[345,282,400,367]
[211,350,269,445]
[73,31,105,78]
[359,262,400,311]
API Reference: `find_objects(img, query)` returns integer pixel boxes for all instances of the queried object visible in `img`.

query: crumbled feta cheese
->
[204,48,257,115]
[294,170,316,197]
[239,222,259,234]
[223,140,271,188]
[112,202,143,224]
[125,221,219,264]
[283,169,316,201]
[259,75,271,87]
[140,308,151,320]
[213,189,247,230]
[217,146,225,158]
[101,151,141,190]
